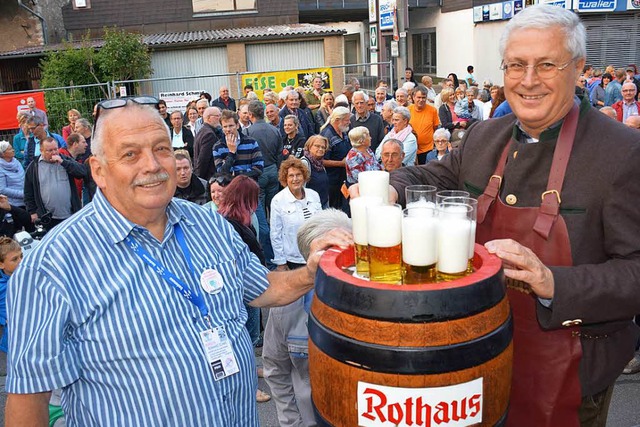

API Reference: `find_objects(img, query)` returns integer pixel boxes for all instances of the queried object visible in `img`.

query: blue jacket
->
[0,158,25,207]
[12,131,27,164]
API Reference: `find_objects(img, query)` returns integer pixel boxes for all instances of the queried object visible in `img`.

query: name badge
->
[200,269,224,294]
[200,326,239,381]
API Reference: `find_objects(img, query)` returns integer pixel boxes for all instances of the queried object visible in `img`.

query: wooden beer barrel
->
[309,244,512,427]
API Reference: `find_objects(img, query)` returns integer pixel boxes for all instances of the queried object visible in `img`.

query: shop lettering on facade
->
[357,379,483,427]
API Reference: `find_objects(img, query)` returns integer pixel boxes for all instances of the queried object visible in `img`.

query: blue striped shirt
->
[6,189,270,426]
[212,133,264,179]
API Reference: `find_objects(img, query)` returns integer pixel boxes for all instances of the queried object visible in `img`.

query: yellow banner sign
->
[241,68,333,99]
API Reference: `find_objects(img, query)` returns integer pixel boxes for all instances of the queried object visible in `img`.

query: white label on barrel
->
[357,378,483,427]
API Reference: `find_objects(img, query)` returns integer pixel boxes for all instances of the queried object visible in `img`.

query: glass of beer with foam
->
[436,202,473,280]
[350,196,383,278]
[367,204,403,284]
[442,196,478,273]
[402,205,438,284]
[405,185,437,209]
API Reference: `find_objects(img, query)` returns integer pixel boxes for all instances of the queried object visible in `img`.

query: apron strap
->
[533,102,580,239]
[477,141,512,224]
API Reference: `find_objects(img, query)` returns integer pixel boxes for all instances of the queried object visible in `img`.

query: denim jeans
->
[255,199,276,270]
[244,303,262,347]
[258,164,280,220]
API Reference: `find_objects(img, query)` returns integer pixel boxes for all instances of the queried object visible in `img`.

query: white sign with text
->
[357,378,483,427]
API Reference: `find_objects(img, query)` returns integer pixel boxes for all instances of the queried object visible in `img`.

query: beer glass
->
[358,170,390,204]
[350,196,383,278]
[442,196,478,272]
[402,206,438,284]
[405,185,436,209]
[436,190,470,207]
[436,202,473,280]
[367,204,403,284]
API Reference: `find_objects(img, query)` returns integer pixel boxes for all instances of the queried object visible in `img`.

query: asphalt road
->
[0,350,638,426]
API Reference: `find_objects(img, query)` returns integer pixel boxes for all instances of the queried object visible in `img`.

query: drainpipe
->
[17,0,48,45]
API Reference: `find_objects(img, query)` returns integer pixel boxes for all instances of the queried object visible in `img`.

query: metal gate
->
[0,82,111,140]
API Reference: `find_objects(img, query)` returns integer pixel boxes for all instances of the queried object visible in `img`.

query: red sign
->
[0,92,46,131]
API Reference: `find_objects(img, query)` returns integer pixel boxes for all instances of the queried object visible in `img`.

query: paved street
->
[0,350,638,426]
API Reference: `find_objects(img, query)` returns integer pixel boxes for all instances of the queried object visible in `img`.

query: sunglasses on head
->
[94,96,160,132]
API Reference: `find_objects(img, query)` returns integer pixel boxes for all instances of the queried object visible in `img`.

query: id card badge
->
[200,326,240,381]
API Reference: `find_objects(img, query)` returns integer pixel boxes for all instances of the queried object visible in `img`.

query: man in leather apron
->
[350,5,640,427]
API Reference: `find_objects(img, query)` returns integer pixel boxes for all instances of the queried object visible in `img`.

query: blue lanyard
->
[124,223,212,328]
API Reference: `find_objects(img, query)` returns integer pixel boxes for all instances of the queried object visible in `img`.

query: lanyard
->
[124,223,212,329]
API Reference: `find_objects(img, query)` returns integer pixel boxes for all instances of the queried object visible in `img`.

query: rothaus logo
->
[357,378,483,427]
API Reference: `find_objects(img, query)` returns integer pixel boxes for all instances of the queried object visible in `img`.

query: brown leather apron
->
[476,104,582,427]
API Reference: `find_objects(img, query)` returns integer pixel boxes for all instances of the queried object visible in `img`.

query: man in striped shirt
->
[213,110,264,180]
[5,99,352,426]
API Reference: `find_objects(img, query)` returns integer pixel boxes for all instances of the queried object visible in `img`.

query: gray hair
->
[599,106,617,120]
[0,141,10,154]
[348,126,370,148]
[320,106,351,132]
[395,88,408,97]
[75,118,92,131]
[383,100,398,111]
[499,4,586,60]
[278,90,289,101]
[286,90,300,100]
[380,138,403,152]
[393,106,411,121]
[297,209,351,260]
[433,128,451,141]
[196,99,209,108]
[413,86,428,98]
[246,91,259,101]
[248,100,265,120]
[329,106,351,123]
[93,102,169,160]
[352,90,369,102]
[402,82,416,91]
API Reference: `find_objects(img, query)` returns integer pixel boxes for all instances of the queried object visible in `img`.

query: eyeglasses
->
[500,59,576,80]
[94,96,160,130]
[434,139,449,144]
[212,175,232,187]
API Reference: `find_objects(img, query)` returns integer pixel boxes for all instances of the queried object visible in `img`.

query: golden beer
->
[403,262,437,284]
[354,243,370,278]
[367,204,403,284]
[368,243,403,284]
[350,196,384,278]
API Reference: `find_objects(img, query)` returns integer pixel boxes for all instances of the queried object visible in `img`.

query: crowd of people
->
[1,4,640,425]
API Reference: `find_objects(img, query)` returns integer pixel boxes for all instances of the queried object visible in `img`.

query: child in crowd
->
[454,88,473,123]
[0,237,22,353]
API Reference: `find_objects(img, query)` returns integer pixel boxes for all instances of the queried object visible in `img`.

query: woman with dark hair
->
[591,73,611,109]
[199,91,212,104]
[448,72,460,89]
[489,86,506,119]
[404,67,417,85]
[216,175,271,404]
